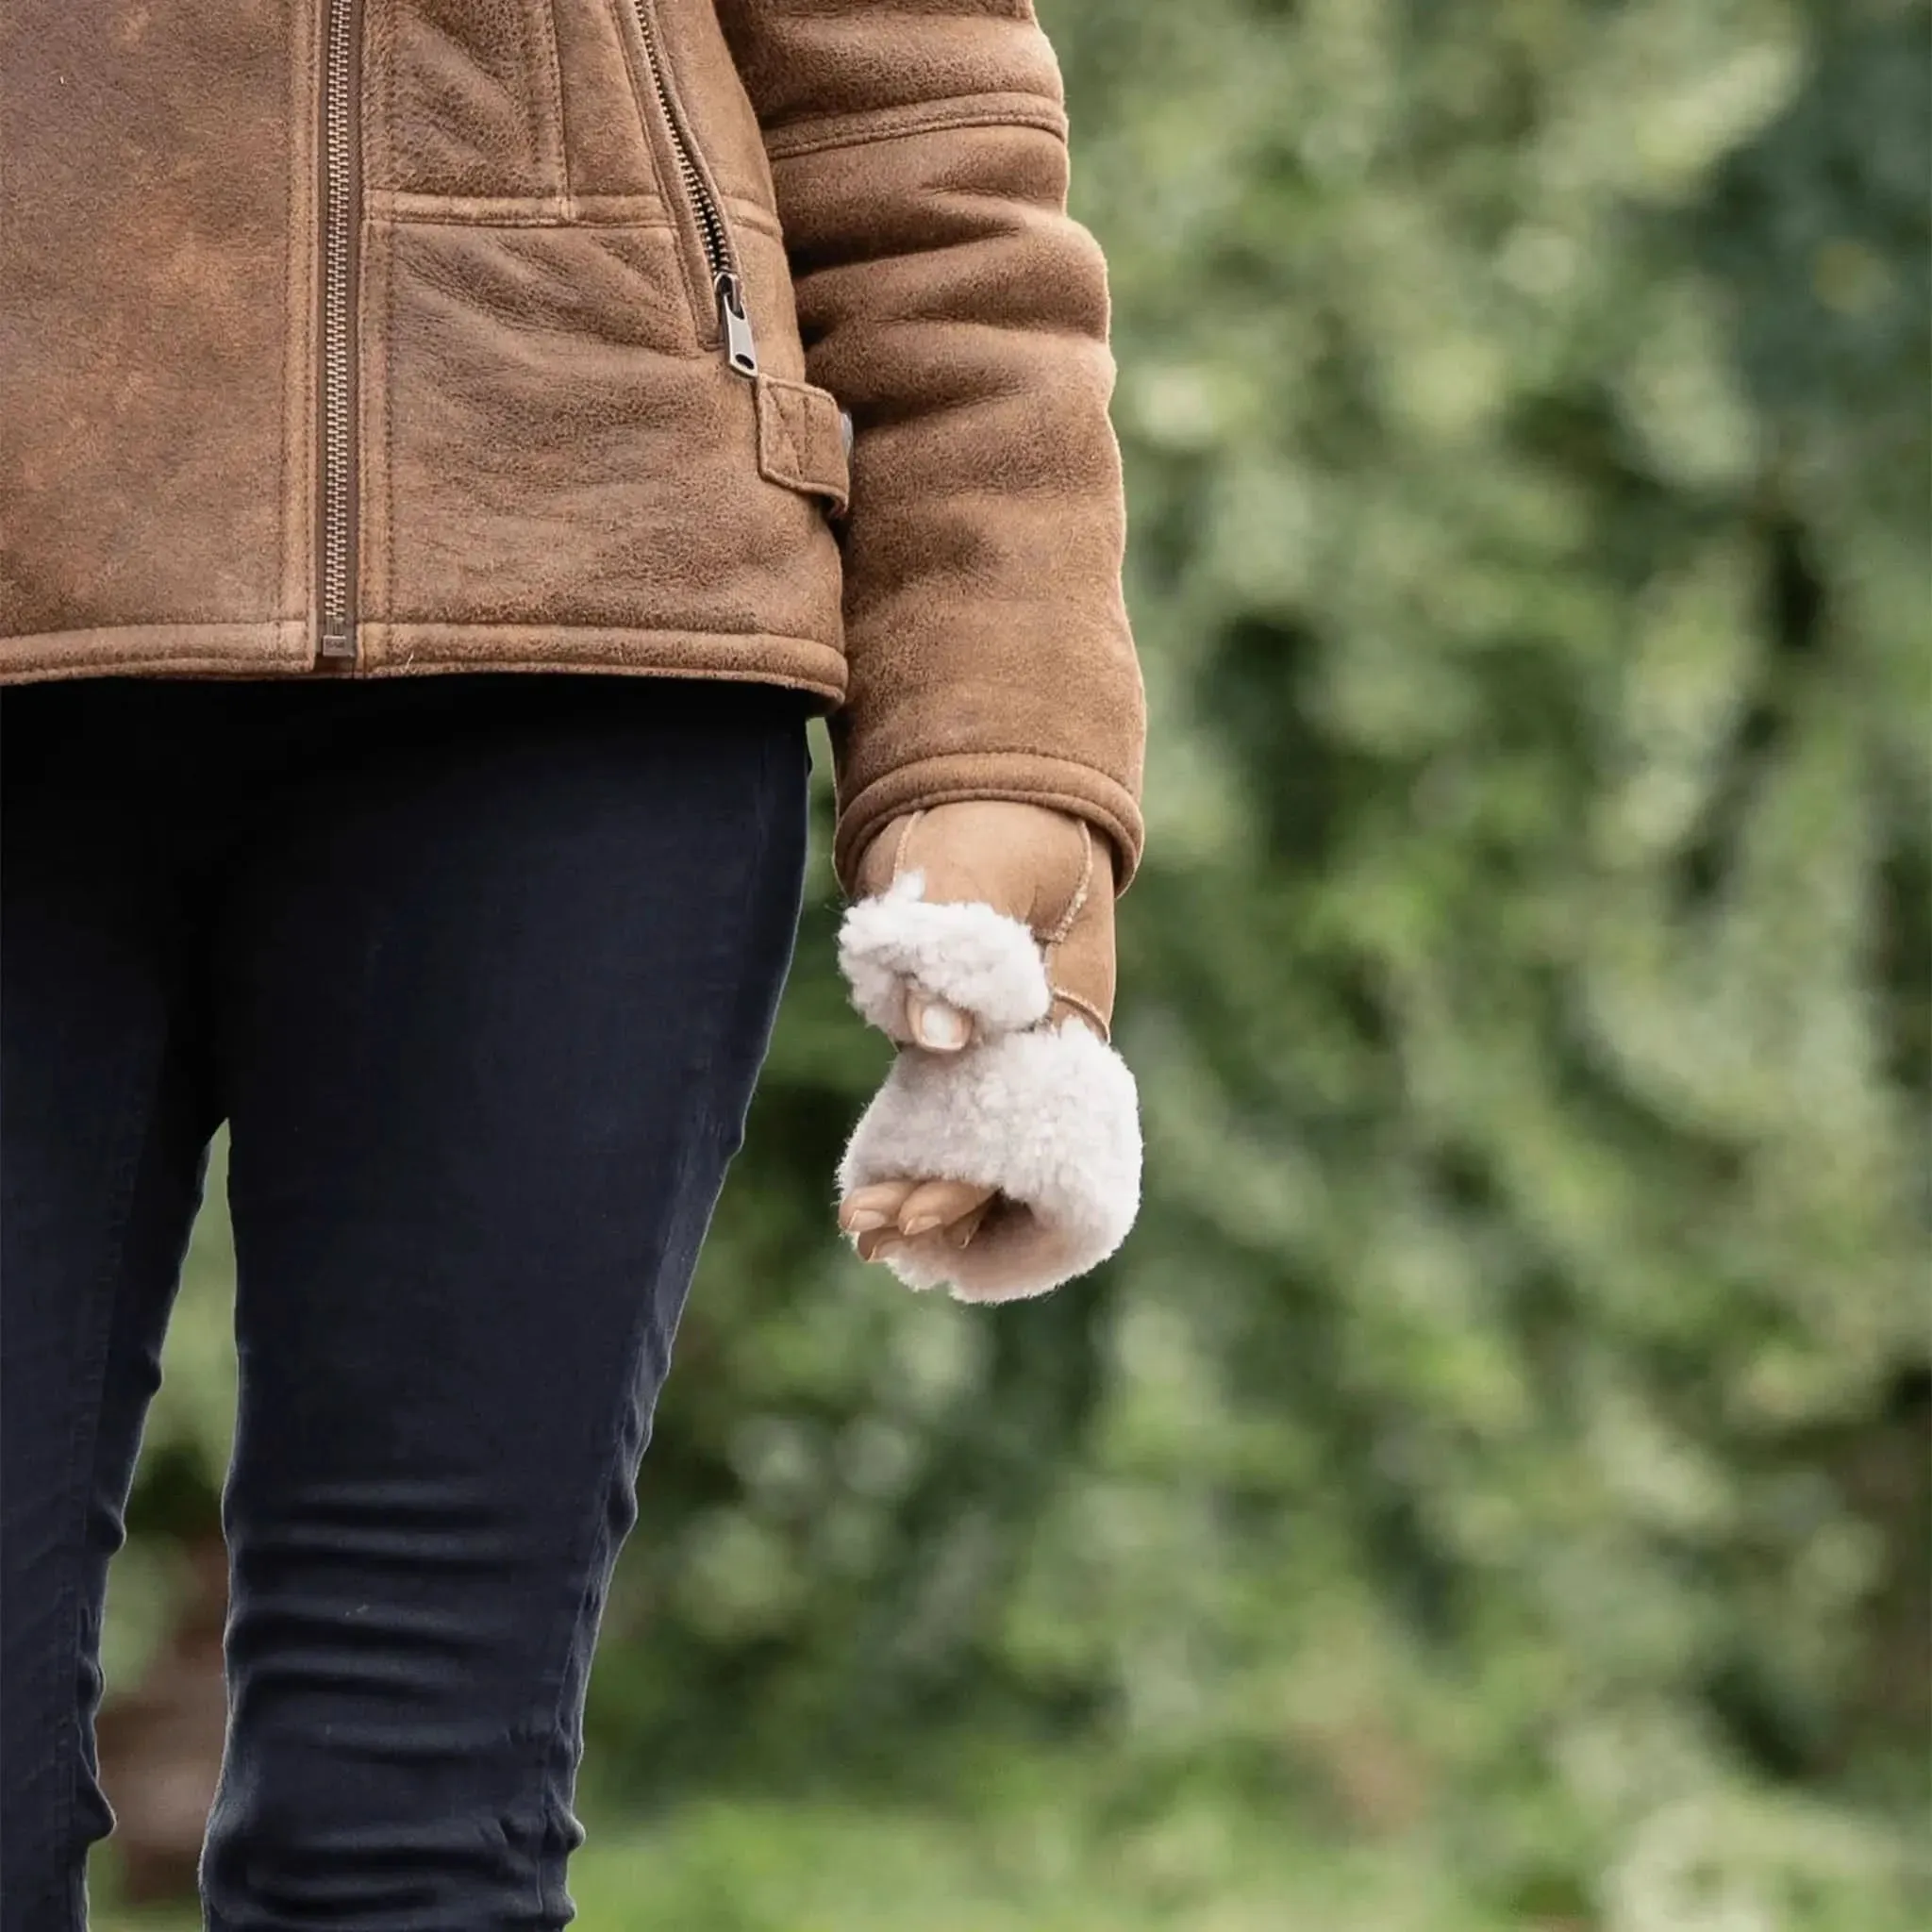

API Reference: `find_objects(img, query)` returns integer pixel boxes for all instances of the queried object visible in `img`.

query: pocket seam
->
[365,191,672,228]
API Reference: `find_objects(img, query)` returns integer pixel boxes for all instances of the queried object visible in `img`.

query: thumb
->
[906,991,973,1054]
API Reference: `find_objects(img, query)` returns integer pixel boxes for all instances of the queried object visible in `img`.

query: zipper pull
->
[715,272,758,379]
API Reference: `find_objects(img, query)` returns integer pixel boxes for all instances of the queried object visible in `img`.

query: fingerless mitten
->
[836,804,1142,1301]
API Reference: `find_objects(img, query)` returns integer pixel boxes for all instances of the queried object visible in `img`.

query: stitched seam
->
[383,218,395,629]
[295,87,308,631]
[1047,986,1111,1042]
[758,384,846,503]
[379,10,396,637]
[0,623,838,651]
[762,96,1067,164]
[276,25,291,627]
[365,202,676,229]
[512,1,542,194]
[534,0,574,214]
[890,809,925,884]
[772,389,802,484]
[845,752,1138,787]
[366,624,839,645]
[0,625,310,658]
[759,387,800,490]
[292,0,321,629]
[839,779,1141,891]
[798,395,838,495]
[1039,820,1093,948]
[378,0,395,196]
[796,403,825,491]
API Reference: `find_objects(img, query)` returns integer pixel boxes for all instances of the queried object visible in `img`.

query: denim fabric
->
[1,674,810,1928]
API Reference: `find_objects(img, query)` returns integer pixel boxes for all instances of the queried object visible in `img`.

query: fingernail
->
[901,1213,945,1239]
[843,1209,890,1235]
[950,1222,978,1249]
[913,1000,969,1052]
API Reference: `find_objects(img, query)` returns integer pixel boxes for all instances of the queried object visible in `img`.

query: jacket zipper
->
[317,0,362,664]
[628,0,758,378]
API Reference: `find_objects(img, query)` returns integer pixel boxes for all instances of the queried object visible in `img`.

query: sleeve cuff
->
[833,750,1144,898]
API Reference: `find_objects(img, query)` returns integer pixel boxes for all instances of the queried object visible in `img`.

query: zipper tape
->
[628,0,757,378]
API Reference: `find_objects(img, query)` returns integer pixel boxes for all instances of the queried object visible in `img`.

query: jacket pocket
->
[755,377,851,520]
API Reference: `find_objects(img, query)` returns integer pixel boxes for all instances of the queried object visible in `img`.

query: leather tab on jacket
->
[755,375,851,518]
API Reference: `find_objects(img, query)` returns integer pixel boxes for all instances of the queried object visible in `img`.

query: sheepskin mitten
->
[835,802,1142,1302]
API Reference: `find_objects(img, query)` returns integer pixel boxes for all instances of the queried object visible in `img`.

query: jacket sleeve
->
[715,0,1146,893]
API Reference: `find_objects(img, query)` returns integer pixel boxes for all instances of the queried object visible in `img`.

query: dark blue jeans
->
[0,673,809,1928]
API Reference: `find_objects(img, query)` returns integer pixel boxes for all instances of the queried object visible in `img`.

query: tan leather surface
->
[856,801,1119,1036]
[0,0,1145,889]
[0,3,303,644]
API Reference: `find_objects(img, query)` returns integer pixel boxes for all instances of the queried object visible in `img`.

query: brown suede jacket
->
[0,1,1145,891]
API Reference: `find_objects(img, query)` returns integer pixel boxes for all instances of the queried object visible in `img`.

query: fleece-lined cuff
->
[838,1019,1141,1302]
[838,873,1053,1037]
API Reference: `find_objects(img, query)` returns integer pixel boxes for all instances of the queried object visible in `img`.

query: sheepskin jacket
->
[0,1,1145,891]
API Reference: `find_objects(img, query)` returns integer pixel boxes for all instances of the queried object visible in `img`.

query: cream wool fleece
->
[839,873,1055,1037]
[837,874,1142,1301]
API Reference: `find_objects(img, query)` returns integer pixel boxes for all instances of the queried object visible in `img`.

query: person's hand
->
[849,799,1117,1043]
[833,802,1139,1301]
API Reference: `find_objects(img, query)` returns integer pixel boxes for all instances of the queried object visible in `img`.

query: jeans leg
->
[198,681,808,1929]
[1,702,217,1931]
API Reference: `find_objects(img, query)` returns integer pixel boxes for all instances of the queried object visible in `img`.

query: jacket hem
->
[357,623,845,703]
[0,622,848,709]
[0,623,317,681]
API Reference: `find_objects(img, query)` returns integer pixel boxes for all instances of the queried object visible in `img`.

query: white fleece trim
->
[838,1019,1141,1303]
[837,872,1051,1039]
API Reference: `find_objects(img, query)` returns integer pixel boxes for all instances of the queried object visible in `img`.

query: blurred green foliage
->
[108,0,1928,1924]
[108,1785,1932,1932]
